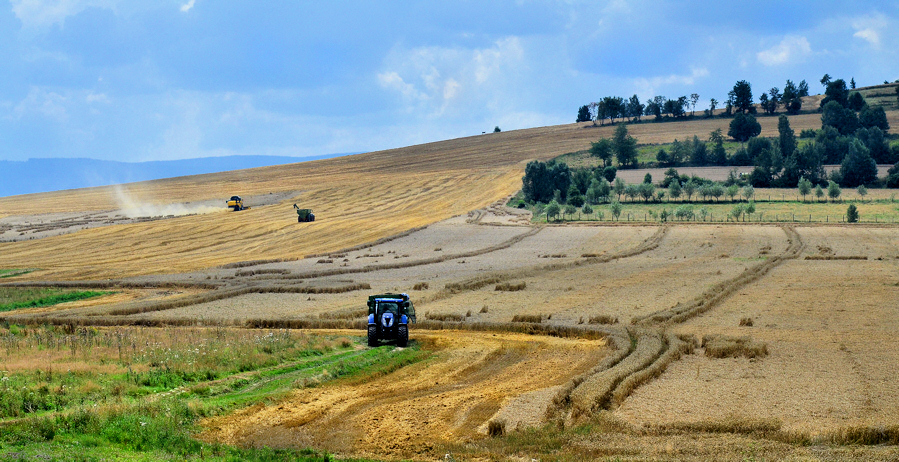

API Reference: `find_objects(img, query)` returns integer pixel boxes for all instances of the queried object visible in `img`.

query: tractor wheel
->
[397,325,408,348]
[297,216,301,223]
[310,214,315,221]
[367,325,378,347]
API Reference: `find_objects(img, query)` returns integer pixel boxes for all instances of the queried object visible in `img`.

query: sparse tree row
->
[573,76,899,189]
[576,78,814,125]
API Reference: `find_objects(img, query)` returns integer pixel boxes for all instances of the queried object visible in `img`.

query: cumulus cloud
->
[852,14,888,48]
[180,0,195,13]
[756,36,812,66]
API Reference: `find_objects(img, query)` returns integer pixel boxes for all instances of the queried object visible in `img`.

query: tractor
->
[367,293,415,347]
[294,204,315,222]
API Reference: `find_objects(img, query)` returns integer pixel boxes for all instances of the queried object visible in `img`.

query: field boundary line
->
[632,225,803,327]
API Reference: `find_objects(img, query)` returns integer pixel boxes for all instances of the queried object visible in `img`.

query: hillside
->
[1,107,897,281]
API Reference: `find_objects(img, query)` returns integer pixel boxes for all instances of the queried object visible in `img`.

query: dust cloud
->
[112,186,225,218]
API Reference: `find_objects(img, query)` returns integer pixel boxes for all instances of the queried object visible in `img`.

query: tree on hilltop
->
[729,80,754,114]
[820,74,832,88]
[576,105,591,123]
[821,79,849,108]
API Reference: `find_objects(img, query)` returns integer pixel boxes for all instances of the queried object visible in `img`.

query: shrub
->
[739,317,754,327]
[412,282,429,290]
[847,204,859,223]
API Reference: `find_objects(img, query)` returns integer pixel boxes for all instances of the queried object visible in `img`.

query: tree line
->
[576,79,812,125]
[576,76,897,189]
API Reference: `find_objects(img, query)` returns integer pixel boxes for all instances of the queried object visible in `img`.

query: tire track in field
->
[555,225,804,422]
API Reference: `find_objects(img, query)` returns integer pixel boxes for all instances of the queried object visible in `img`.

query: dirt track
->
[200,330,608,459]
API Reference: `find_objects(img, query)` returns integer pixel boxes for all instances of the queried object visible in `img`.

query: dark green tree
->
[627,95,644,122]
[613,123,638,167]
[777,114,796,159]
[847,92,866,111]
[763,87,781,114]
[494,126,501,133]
[690,135,708,165]
[855,127,893,163]
[847,204,859,223]
[576,105,591,123]
[814,125,850,164]
[782,80,803,114]
[728,80,754,114]
[572,168,593,194]
[728,113,762,142]
[821,100,859,136]
[709,128,728,165]
[820,74,832,88]
[839,138,877,187]
[522,160,550,203]
[602,166,617,182]
[821,79,849,108]
[589,138,614,167]
[850,77,856,89]
[798,80,809,97]
[782,142,825,186]
[858,106,890,131]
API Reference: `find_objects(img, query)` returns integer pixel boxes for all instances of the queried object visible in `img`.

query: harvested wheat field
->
[3,110,899,460]
[200,330,609,459]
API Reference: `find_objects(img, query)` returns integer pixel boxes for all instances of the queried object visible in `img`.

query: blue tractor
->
[367,293,416,347]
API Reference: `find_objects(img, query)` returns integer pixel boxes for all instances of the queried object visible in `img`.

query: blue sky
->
[1,0,897,162]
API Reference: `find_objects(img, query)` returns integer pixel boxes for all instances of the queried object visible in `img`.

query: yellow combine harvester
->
[226,195,248,211]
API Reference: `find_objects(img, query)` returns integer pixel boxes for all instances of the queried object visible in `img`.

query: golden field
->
[2,104,899,460]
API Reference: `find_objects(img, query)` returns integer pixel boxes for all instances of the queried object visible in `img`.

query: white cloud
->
[377,37,526,117]
[852,14,888,48]
[180,0,195,13]
[756,36,812,66]
[14,87,69,121]
[85,92,110,104]
[10,0,119,28]
[632,67,709,97]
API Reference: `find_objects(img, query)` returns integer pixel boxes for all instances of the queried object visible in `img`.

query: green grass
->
[0,288,112,313]
[0,269,35,279]
[0,325,427,460]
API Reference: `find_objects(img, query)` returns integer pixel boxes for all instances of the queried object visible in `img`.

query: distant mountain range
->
[0,153,355,198]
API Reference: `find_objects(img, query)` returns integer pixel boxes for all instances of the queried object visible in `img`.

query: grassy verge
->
[0,269,35,279]
[0,325,428,460]
[0,287,112,313]
[534,198,899,224]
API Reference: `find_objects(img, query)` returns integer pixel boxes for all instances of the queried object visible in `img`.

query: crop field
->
[2,106,899,460]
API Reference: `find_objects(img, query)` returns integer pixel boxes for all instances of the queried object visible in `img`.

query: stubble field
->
[2,106,899,460]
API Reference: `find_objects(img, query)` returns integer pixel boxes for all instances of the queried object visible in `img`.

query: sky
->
[0,0,897,162]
